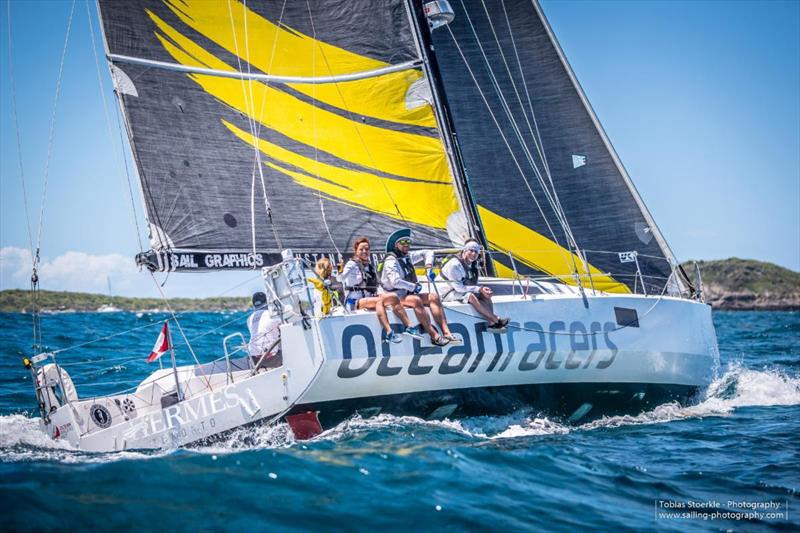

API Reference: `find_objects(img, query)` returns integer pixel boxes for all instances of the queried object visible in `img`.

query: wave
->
[2,364,797,462]
[492,363,800,439]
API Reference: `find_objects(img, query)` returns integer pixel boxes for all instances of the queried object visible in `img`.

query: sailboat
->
[25,0,719,451]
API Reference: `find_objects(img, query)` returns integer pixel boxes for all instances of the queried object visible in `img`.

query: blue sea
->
[0,310,797,531]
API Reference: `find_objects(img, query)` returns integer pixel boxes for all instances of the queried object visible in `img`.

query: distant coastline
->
[680,258,799,311]
[1,258,797,312]
[0,290,249,314]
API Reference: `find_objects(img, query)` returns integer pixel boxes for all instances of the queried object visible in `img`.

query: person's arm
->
[441,259,480,295]
[340,260,362,287]
[383,256,417,292]
[409,249,435,268]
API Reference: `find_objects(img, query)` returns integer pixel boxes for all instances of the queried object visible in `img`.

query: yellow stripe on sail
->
[151,23,449,183]
[223,121,460,228]
[158,0,435,128]
[189,74,448,182]
[478,206,630,293]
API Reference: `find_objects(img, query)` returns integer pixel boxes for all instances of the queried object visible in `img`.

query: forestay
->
[97,0,474,271]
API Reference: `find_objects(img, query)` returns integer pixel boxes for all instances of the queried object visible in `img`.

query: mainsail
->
[426,0,682,294]
[98,0,684,294]
[97,0,475,271]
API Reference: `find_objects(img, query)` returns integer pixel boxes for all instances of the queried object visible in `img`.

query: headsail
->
[426,0,683,294]
[97,0,474,271]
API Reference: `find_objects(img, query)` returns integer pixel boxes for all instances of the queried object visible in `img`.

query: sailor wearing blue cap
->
[379,228,455,346]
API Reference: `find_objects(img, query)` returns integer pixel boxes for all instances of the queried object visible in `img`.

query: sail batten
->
[108,53,425,85]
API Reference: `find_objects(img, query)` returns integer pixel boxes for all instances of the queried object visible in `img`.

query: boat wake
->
[2,363,797,463]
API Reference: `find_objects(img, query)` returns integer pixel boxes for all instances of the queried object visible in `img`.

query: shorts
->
[442,289,474,304]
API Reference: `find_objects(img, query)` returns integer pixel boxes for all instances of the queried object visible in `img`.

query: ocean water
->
[0,310,797,531]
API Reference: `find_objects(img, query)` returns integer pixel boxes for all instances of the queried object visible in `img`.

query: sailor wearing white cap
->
[439,239,510,332]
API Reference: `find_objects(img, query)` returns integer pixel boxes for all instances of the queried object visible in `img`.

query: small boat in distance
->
[24,0,718,452]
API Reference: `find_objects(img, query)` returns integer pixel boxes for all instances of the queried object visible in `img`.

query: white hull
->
[36,291,718,452]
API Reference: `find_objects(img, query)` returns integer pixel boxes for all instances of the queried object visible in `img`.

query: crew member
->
[341,236,412,344]
[247,292,282,368]
[308,257,338,316]
[439,239,510,332]
[379,228,454,346]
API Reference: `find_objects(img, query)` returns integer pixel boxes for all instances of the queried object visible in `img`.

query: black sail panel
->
[428,0,679,294]
[98,0,472,270]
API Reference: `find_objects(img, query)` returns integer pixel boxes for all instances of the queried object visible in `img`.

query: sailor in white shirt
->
[247,292,282,364]
[379,228,454,346]
[439,239,509,332]
[341,236,412,344]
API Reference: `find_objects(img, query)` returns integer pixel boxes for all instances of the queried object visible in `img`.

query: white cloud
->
[1,247,143,295]
[0,247,262,298]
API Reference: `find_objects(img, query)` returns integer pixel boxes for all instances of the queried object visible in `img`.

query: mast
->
[405,0,495,276]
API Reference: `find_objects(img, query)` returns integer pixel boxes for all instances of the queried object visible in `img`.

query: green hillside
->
[681,258,799,310]
[0,289,249,313]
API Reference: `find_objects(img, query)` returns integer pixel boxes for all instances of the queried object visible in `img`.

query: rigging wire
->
[499,0,551,178]
[494,0,577,259]
[85,0,144,253]
[35,0,76,260]
[251,0,286,252]
[309,23,410,230]
[5,2,34,260]
[227,0,273,259]
[305,0,342,258]
[5,2,40,353]
[457,0,576,252]
[443,25,564,259]
[450,2,587,286]
[149,273,213,390]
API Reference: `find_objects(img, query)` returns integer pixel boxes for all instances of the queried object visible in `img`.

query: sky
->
[0,0,798,298]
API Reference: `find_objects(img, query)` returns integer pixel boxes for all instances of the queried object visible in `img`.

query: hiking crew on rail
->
[341,236,414,344]
[439,238,509,332]
[378,228,456,347]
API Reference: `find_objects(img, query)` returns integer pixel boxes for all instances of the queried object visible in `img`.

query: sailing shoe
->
[382,330,403,344]
[443,333,464,346]
[488,319,509,334]
[403,326,425,340]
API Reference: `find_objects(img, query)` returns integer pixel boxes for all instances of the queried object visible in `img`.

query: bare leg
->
[468,294,498,322]
[358,297,391,333]
[403,295,437,338]
[421,292,451,336]
[383,293,411,328]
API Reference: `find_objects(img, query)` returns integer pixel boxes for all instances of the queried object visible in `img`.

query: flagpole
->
[166,320,182,402]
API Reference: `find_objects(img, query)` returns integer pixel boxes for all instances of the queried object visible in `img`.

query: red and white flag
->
[147,321,170,363]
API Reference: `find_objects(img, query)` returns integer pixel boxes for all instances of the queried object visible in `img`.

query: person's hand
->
[323,279,332,288]
[480,286,493,297]
[413,283,423,294]
[426,268,436,282]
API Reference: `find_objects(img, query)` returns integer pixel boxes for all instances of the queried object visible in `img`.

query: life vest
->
[442,254,479,286]
[307,277,332,315]
[379,251,418,285]
[344,259,378,296]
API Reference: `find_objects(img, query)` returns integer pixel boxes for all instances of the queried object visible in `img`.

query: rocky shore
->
[682,258,799,311]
